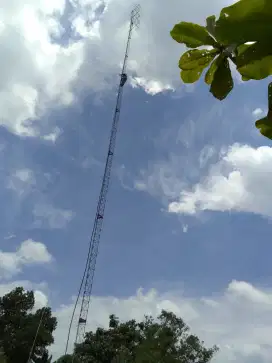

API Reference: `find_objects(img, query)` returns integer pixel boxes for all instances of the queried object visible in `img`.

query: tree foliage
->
[0,287,57,363]
[170,0,272,140]
[53,354,81,363]
[0,352,6,363]
[69,310,218,363]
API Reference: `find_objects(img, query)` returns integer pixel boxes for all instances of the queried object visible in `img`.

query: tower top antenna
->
[131,4,141,29]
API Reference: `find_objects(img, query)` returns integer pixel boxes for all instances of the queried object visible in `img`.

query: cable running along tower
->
[65,4,141,351]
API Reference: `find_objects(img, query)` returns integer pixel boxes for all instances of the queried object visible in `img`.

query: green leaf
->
[214,0,272,44]
[170,22,217,48]
[179,49,218,84]
[235,46,252,81]
[236,41,272,80]
[241,75,251,81]
[210,56,234,100]
[255,116,272,139]
[255,83,272,140]
[206,15,217,38]
[238,55,272,80]
[236,43,251,56]
[179,49,218,70]
[236,41,272,68]
[180,68,204,83]
[205,56,221,85]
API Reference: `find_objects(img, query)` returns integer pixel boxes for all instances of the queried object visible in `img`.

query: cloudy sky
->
[1,0,272,362]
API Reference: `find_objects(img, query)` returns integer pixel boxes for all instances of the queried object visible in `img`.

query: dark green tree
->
[0,351,6,363]
[73,310,218,363]
[170,0,272,140]
[53,354,80,363]
[0,287,57,363]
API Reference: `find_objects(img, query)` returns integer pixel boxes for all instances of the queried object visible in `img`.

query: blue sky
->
[2,0,272,362]
[2,79,269,297]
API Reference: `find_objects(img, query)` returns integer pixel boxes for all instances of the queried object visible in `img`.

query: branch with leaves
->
[170,0,272,140]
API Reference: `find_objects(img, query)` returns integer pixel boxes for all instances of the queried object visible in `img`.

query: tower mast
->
[65,4,141,351]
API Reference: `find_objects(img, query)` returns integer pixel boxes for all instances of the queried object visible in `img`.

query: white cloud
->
[133,103,232,208]
[169,144,272,218]
[33,203,74,229]
[0,0,84,136]
[0,239,52,279]
[5,169,73,229]
[7,168,35,196]
[252,108,264,117]
[18,239,52,264]
[130,77,174,95]
[51,280,272,363]
[34,290,49,309]
[14,169,33,183]
[42,127,62,143]
[1,0,237,135]
[134,155,189,204]
[73,0,235,95]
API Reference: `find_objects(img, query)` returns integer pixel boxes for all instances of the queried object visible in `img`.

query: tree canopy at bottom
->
[56,310,218,363]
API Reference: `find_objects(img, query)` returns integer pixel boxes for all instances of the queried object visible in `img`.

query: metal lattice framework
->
[65,5,141,352]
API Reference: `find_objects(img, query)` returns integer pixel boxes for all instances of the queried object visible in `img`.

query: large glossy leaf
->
[170,22,217,48]
[236,41,272,80]
[210,56,234,100]
[236,41,272,68]
[179,50,218,83]
[238,55,272,80]
[214,0,272,44]
[179,49,218,70]
[205,56,221,85]
[255,83,272,140]
[206,16,216,35]
[235,44,252,81]
[241,75,251,81]
[180,68,204,83]
[255,116,272,139]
